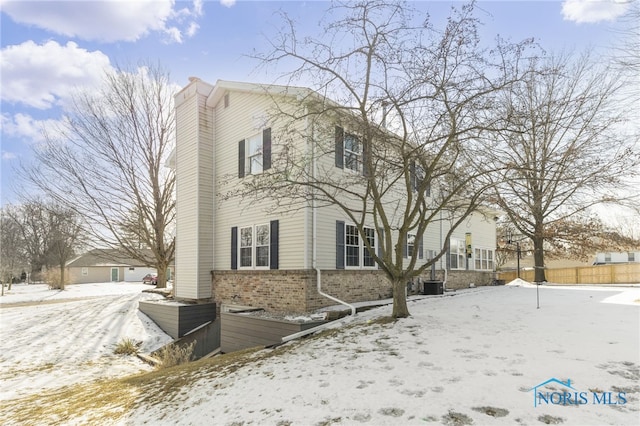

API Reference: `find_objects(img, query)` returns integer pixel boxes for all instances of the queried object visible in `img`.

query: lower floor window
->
[240,224,270,268]
[474,248,494,270]
[450,238,466,270]
[345,224,376,268]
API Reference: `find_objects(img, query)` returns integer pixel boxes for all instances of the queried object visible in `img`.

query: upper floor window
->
[238,128,271,178]
[344,133,361,172]
[335,126,364,173]
[629,252,635,262]
[410,162,431,197]
[246,133,263,175]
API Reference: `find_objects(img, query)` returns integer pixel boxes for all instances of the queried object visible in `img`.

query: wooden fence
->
[498,263,640,285]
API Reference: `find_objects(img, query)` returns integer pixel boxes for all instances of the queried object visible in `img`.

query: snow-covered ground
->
[1,280,639,425]
[0,282,173,401]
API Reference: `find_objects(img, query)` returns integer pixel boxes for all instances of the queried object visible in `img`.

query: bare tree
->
[487,51,640,282]
[4,201,50,281]
[234,1,534,317]
[612,1,640,77]
[19,64,176,288]
[44,205,84,289]
[0,207,27,293]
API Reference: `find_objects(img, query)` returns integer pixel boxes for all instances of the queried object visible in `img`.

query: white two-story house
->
[172,78,498,314]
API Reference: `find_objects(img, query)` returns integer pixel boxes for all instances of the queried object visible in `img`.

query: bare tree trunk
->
[59,264,66,290]
[391,278,410,318]
[533,227,546,282]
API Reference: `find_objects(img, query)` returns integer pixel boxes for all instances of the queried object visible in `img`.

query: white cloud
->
[0,0,202,43]
[2,151,17,161]
[562,0,630,24]
[0,113,62,144]
[220,0,236,8]
[0,40,112,109]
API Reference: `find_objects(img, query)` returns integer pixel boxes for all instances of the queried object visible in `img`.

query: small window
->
[255,224,270,267]
[224,93,229,108]
[629,252,635,262]
[605,253,612,262]
[81,267,88,276]
[246,133,263,175]
[240,227,253,267]
[363,227,376,267]
[406,233,416,258]
[345,225,360,267]
[450,239,466,270]
[344,133,361,172]
[239,128,271,178]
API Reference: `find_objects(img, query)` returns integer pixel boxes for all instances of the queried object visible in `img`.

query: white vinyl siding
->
[175,82,215,299]
[213,90,306,270]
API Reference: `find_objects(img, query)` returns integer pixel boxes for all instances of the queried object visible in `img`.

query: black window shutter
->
[263,128,272,171]
[336,220,345,269]
[231,227,238,270]
[335,126,344,169]
[270,220,279,270]
[362,139,369,176]
[238,140,245,178]
[410,161,416,192]
[419,237,423,259]
[403,233,408,258]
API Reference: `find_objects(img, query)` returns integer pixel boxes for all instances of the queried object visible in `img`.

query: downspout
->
[308,106,355,315]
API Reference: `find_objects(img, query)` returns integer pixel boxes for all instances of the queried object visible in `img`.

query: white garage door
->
[124,267,157,282]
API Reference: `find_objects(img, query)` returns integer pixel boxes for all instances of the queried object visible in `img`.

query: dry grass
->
[0,318,382,424]
[114,338,141,356]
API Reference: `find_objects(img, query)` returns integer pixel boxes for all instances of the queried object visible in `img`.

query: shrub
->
[114,338,142,355]
[44,270,69,290]
[156,341,196,369]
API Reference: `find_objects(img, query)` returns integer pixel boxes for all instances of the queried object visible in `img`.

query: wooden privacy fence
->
[498,263,640,285]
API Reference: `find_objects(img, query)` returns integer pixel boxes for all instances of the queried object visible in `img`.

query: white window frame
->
[255,224,270,268]
[245,132,263,175]
[450,238,466,270]
[406,233,416,258]
[239,224,270,270]
[473,248,495,271]
[81,267,88,276]
[344,132,361,173]
[363,227,376,267]
[345,224,377,269]
[239,226,253,268]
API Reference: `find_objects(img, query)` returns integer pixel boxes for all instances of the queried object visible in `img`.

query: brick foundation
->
[445,270,494,289]
[211,269,492,313]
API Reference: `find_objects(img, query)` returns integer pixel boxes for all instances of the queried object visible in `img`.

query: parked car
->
[142,274,157,285]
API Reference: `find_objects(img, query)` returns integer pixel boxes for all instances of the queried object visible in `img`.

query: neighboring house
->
[66,249,172,284]
[593,251,640,265]
[172,78,499,314]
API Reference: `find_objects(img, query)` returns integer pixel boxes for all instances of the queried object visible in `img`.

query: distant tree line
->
[1,200,83,291]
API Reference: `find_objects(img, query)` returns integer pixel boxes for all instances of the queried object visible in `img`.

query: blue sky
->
[0,0,633,206]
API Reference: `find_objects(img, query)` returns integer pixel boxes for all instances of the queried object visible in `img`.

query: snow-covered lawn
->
[0,282,173,401]
[1,280,639,425]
